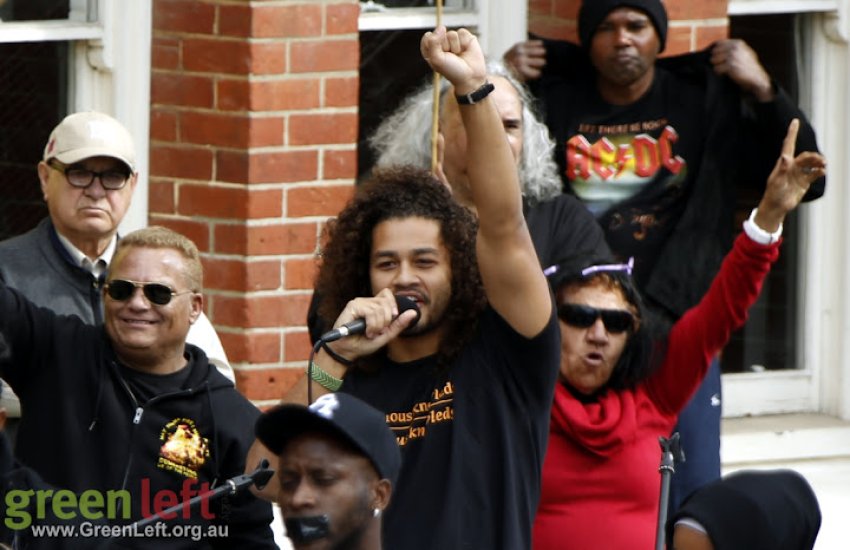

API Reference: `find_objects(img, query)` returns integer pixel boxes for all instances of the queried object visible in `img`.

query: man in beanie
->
[504,0,825,514]
[0,111,233,442]
[256,393,401,550]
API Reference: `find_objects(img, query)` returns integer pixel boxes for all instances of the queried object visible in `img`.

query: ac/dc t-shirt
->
[544,68,707,289]
[340,306,560,550]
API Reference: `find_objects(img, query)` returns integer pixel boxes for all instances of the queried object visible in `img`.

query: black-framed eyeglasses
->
[48,159,130,190]
[105,279,192,306]
[557,303,635,334]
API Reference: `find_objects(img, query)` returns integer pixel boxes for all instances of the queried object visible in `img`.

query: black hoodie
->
[528,38,825,323]
[0,283,275,548]
[666,469,821,549]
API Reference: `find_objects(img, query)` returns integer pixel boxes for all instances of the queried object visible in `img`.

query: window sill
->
[722,413,850,466]
[359,8,478,31]
[0,20,102,43]
[728,0,838,16]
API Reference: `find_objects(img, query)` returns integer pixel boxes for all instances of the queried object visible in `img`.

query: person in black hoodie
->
[0,226,275,549]
[666,469,821,550]
[504,0,826,515]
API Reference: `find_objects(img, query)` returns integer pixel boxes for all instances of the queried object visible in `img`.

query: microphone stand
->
[654,432,684,550]
[98,460,274,547]
[130,459,274,531]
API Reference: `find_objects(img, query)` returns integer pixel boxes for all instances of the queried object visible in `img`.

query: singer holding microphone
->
[249,26,560,550]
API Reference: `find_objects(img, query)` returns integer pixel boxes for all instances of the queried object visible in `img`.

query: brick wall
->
[528,0,730,55]
[147,0,732,407]
[149,0,359,406]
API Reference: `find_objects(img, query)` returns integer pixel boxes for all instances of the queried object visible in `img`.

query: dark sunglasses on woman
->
[557,303,634,334]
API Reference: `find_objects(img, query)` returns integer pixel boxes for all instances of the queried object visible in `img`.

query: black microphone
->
[319,295,421,343]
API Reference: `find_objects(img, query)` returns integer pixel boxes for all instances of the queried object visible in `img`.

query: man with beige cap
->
[0,111,233,437]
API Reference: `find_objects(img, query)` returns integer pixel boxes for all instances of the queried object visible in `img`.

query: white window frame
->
[0,0,151,235]
[357,0,526,59]
[723,0,850,419]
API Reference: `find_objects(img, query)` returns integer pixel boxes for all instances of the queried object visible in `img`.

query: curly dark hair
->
[315,166,487,369]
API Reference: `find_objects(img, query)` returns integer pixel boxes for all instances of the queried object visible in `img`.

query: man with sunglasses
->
[0,111,232,443]
[0,226,276,548]
[532,120,825,550]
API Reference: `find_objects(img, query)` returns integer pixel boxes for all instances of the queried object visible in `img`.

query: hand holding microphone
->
[320,294,421,343]
[320,289,421,362]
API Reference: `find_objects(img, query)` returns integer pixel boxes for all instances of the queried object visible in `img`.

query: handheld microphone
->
[319,295,421,343]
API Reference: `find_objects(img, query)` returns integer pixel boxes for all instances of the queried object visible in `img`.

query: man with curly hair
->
[306,58,610,346]
[252,27,561,550]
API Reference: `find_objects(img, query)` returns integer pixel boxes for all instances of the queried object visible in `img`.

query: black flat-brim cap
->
[256,393,401,485]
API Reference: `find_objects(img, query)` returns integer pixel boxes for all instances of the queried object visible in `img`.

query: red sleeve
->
[646,233,781,414]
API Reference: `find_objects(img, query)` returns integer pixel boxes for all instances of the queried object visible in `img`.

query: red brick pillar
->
[528,0,729,54]
[149,0,359,405]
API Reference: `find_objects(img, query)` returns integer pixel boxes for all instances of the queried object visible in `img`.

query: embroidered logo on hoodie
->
[157,418,210,479]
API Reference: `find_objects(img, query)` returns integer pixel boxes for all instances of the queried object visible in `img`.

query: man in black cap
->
[504,0,825,512]
[256,393,401,550]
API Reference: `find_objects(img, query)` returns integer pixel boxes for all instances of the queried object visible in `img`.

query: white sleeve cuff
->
[743,208,783,245]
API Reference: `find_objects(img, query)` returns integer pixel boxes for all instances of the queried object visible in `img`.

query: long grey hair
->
[368,59,562,206]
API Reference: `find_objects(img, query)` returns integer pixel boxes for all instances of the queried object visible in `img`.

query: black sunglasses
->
[105,279,191,306]
[557,303,634,334]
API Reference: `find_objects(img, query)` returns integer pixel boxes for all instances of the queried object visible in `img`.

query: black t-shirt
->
[119,361,193,404]
[341,306,560,550]
[525,193,611,268]
[544,69,707,289]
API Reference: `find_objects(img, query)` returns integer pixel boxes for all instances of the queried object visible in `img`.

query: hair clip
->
[580,257,634,277]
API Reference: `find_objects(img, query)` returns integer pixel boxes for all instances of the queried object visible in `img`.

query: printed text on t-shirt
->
[385,381,454,446]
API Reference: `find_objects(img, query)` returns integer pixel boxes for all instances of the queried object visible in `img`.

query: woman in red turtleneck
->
[532,121,825,550]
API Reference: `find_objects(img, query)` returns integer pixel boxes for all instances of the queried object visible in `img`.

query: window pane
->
[0,0,70,21]
[722,14,801,373]
[358,29,432,179]
[0,41,69,241]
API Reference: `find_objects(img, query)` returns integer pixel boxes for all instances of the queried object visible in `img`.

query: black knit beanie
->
[666,470,821,550]
[578,0,668,52]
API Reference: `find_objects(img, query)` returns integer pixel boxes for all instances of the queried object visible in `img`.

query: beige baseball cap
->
[42,111,136,172]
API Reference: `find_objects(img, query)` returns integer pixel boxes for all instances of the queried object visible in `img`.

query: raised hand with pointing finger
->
[755,118,827,233]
